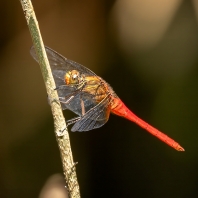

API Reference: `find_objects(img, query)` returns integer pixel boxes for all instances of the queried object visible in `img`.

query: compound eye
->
[65,70,80,85]
[72,73,78,81]
[71,71,80,84]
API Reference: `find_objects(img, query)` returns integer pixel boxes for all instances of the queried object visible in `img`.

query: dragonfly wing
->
[62,91,98,116]
[53,77,100,115]
[30,46,107,117]
[71,94,111,132]
[30,46,97,77]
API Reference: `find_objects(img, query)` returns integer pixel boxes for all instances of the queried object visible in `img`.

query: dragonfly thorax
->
[64,70,85,85]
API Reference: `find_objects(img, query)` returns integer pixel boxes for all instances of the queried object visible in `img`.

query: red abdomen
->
[110,97,184,151]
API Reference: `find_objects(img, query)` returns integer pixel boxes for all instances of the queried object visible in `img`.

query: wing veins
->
[72,94,111,132]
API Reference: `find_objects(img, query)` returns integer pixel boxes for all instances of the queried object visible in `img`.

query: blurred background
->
[0,0,197,197]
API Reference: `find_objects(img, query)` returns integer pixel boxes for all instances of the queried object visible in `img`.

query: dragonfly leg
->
[56,117,81,136]
[66,116,81,126]
[80,98,85,116]
[47,95,60,106]
[59,96,74,104]
[48,95,75,107]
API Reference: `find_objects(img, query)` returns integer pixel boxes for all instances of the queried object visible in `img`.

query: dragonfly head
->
[65,70,81,85]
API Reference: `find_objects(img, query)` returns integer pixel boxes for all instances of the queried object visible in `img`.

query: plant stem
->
[19,1,81,197]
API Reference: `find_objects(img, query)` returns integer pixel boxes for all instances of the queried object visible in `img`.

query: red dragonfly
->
[30,46,184,151]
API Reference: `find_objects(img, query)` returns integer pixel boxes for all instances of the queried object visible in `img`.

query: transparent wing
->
[59,86,99,116]
[30,46,103,116]
[71,94,111,132]
[30,46,97,80]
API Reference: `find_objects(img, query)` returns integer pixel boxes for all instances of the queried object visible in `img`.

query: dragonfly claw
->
[48,96,61,106]
[56,128,66,136]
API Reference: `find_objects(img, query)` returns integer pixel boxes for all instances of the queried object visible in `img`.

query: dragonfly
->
[30,46,184,151]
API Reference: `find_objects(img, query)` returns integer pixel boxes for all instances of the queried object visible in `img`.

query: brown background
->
[0,0,197,197]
